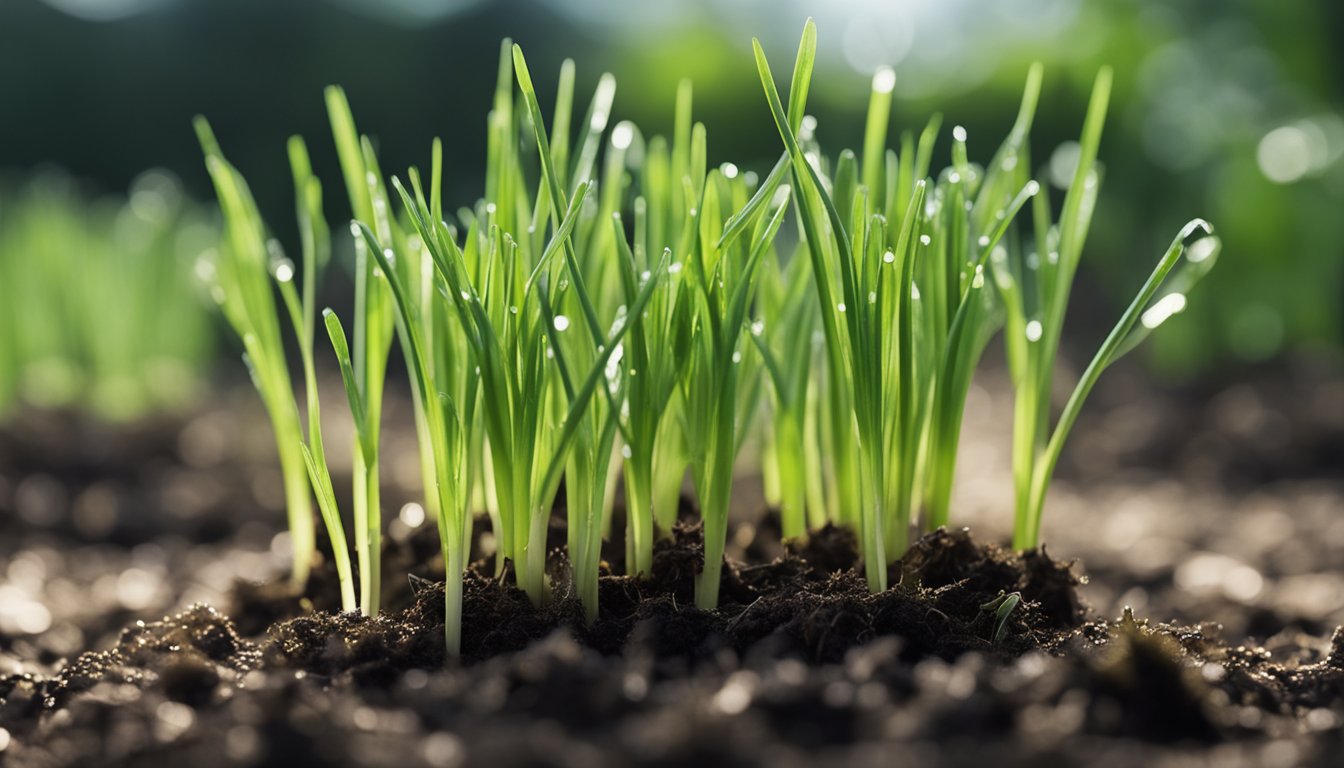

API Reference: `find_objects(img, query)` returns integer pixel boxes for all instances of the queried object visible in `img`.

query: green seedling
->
[196,121,319,590]
[991,68,1222,549]
[980,591,1022,644]
[193,21,1219,650]
[0,172,213,422]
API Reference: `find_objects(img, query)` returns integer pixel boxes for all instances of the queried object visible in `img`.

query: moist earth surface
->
[1,365,1342,767]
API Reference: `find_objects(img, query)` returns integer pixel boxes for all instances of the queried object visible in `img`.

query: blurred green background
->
[2,0,1341,384]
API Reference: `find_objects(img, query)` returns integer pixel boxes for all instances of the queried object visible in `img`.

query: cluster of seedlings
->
[195,21,1219,656]
[0,172,214,421]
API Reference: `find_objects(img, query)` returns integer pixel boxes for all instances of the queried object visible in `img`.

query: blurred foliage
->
[0,172,216,420]
[1,0,1340,378]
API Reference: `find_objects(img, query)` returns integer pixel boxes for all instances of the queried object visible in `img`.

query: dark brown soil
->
[2,521,1341,767]
[2,364,1343,767]
[263,523,1081,673]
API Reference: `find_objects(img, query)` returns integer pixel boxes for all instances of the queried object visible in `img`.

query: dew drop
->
[836,302,847,313]
[1025,320,1043,342]
[977,235,990,248]
[872,67,896,95]
[553,315,571,332]
[919,234,931,247]
[1187,238,1217,264]
[882,251,896,264]
[621,444,633,459]
[611,122,635,150]
[273,260,295,283]
[1141,293,1187,329]
[731,351,742,364]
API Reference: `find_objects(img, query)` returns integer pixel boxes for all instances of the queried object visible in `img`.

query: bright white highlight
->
[872,67,896,94]
[611,121,635,150]
[1141,293,1188,329]
[400,502,426,528]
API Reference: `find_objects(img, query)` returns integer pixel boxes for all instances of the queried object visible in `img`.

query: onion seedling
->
[189,25,1221,644]
[356,184,477,652]
[377,161,665,638]
[750,26,868,558]
[525,44,672,608]
[273,139,358,613]
[518,55,632,620]
[612,202,692,579]
[755,21,909,590]
[916,68,1043,532]
[360,43,669,620]
[680,146,793,610]
[752,242,823,539]
[992,69,1221,549]
[194,121,318,590]
[610,85,701,579]
[0,173,213,422]
[325,88,397,616]
[755,21,1219,574]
